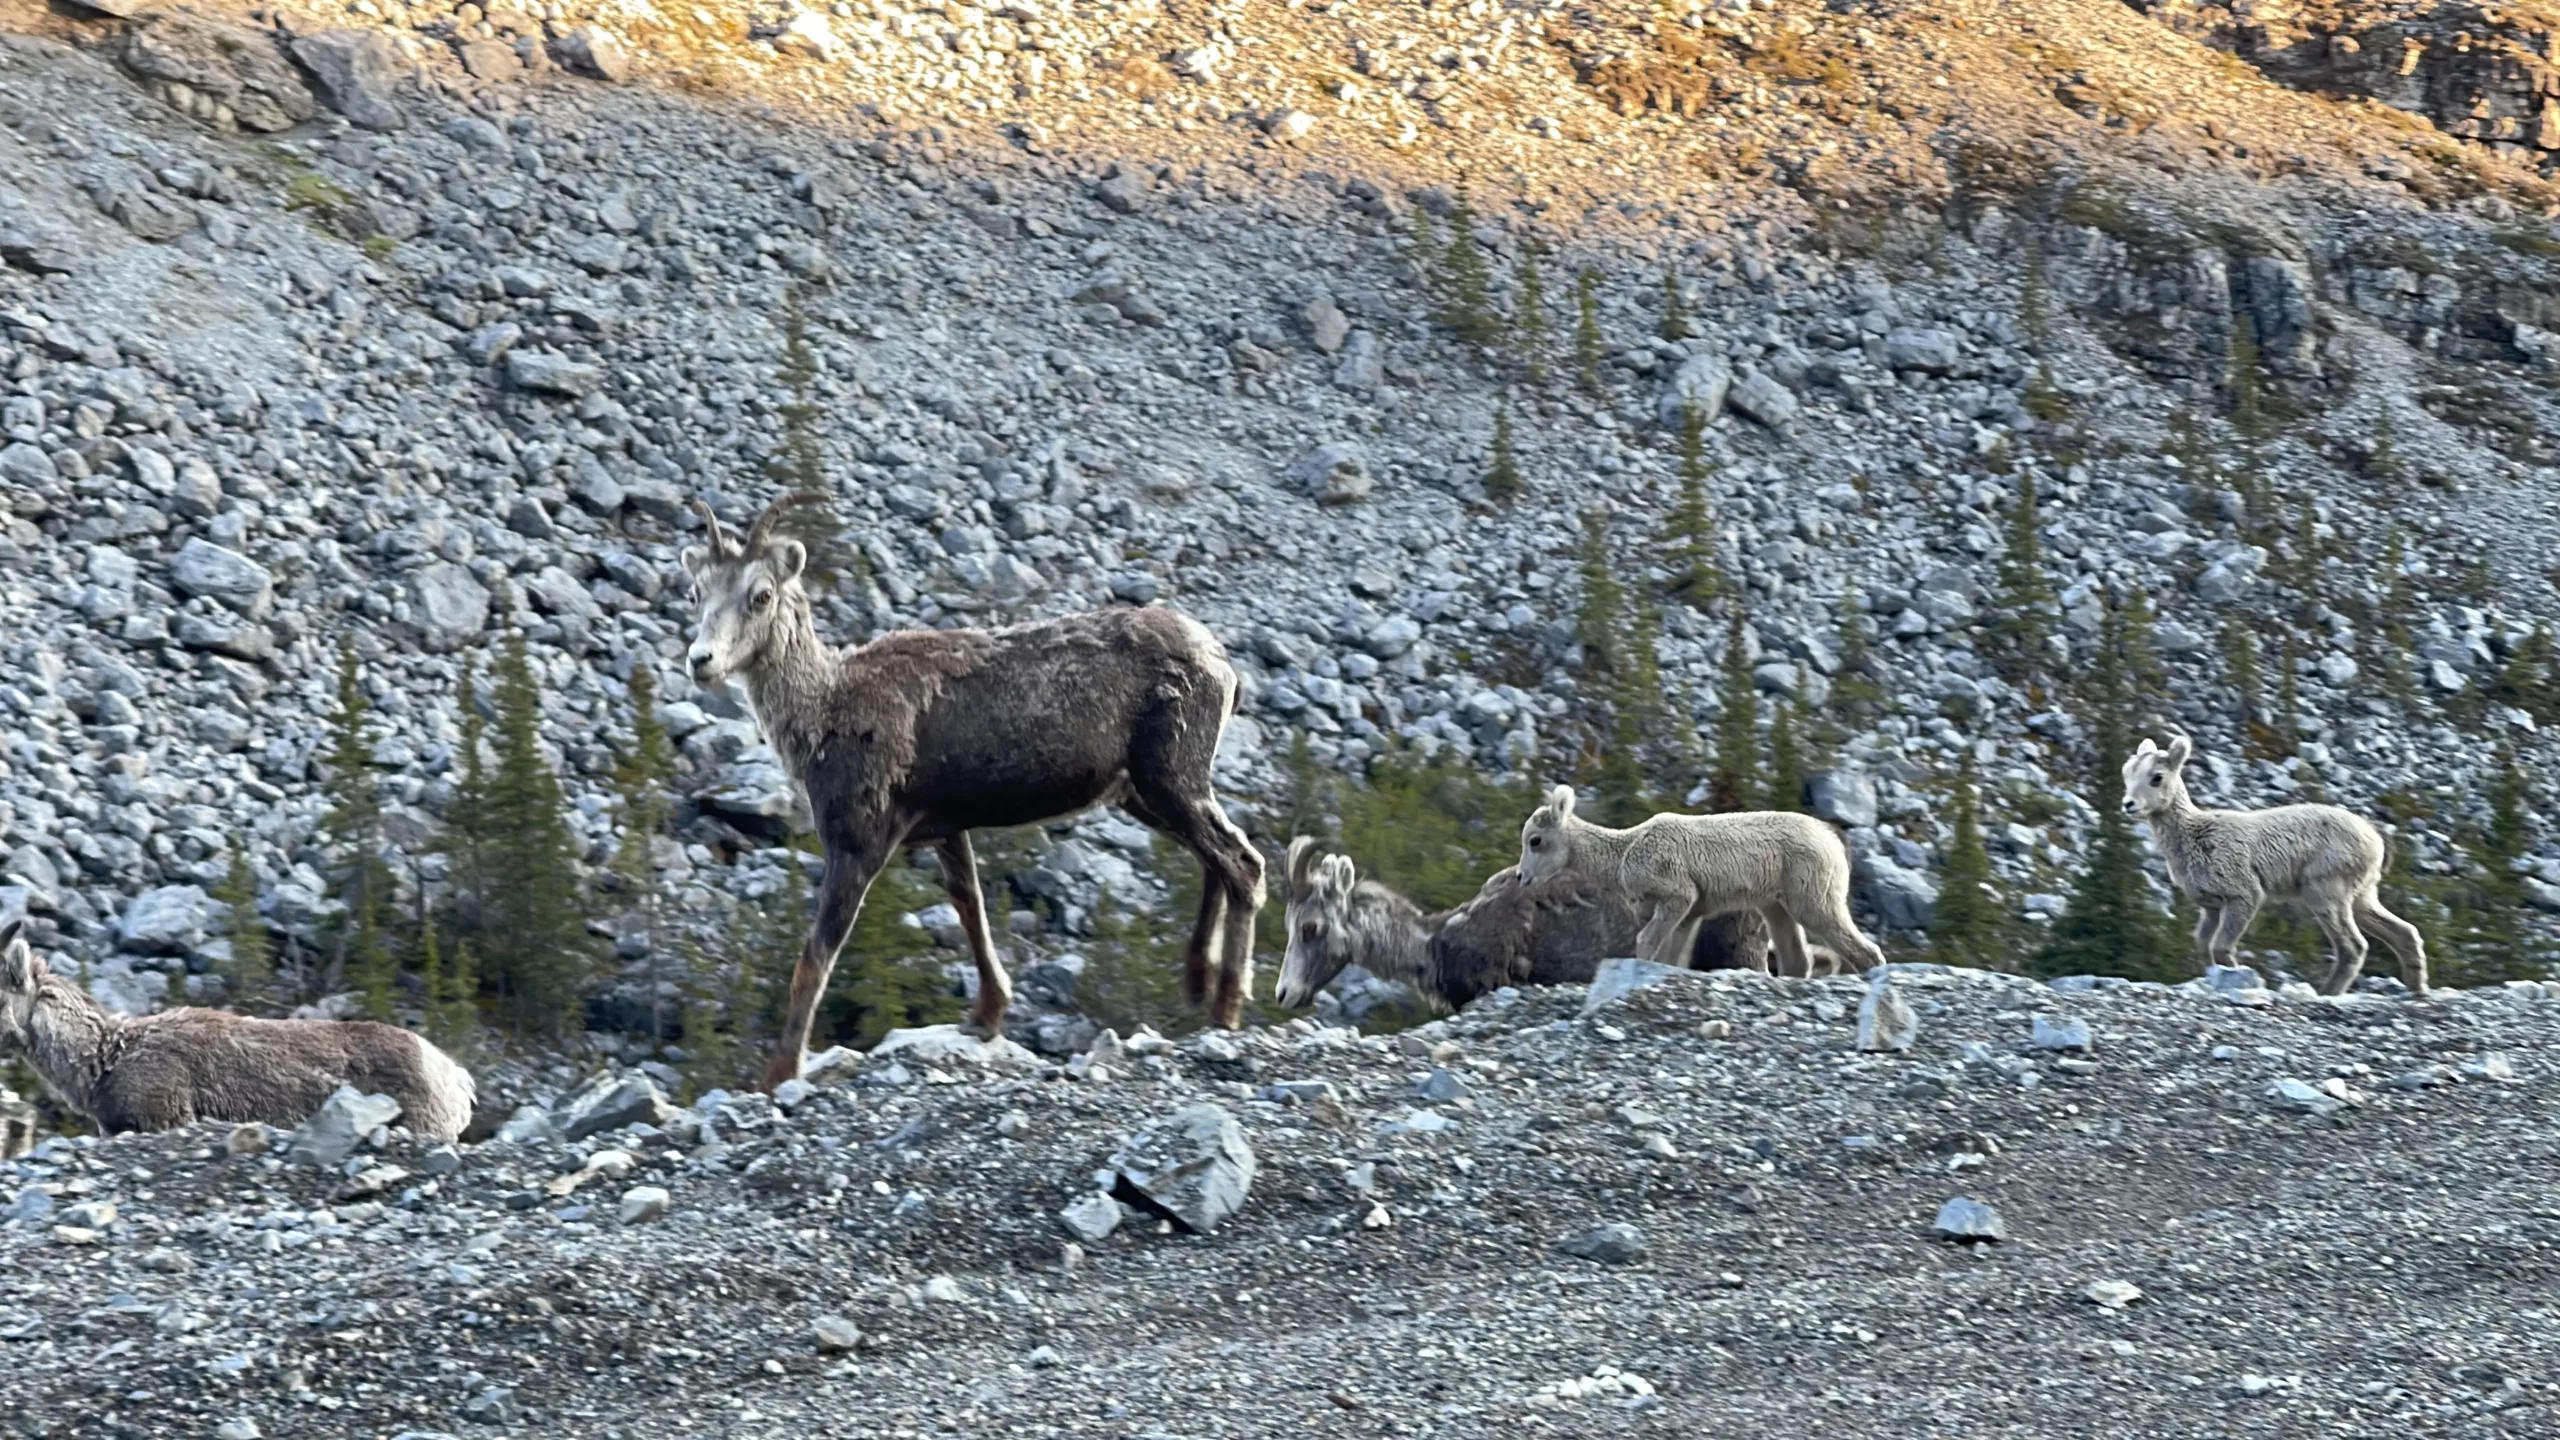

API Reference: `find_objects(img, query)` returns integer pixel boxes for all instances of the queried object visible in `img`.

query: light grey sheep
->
[0,922,475,1138]
[2121,735,2428,996]
[1515,785,1886,977]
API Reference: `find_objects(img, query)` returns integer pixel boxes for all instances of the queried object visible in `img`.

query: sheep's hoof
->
[960,1010,1006,1040]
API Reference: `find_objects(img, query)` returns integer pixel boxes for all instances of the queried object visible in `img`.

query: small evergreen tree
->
[2276,632,2303,758]
[2228,311,2265,438]
[471,634,597,1038]
[1709,608,1759,813]
[824,854,963,1048]
[1513,243,1550,384]
[2371,403,2400,483]
[1931,750,2001,970]
[2222,618,2275,757]
[1484,397,1524,503]
[1665,403,1724,606]
[611,661,680,1038]
[1989,469,2054,683]
[1436,192,1498,345]
[1764,694,1805,813]
[2038,605,2186,981]
[212,851,272,1012]
[1405,206,1439,296]
[1658,267,1692,341]
[1574,268,1603,394]
[1831,596,1884,730]
[319,635,397,1020]
[2019,236,2049,346]
[1575,510,1645,824]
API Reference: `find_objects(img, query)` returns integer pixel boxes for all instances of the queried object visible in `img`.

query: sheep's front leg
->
[1633,897,1695,969]
[2190,898,2225,976]
[937,832,1016,1037]
[762,839,891,1093]
[2204,896,2256,970]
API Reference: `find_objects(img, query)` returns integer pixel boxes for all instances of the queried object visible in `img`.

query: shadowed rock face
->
[2128,2,2560,158]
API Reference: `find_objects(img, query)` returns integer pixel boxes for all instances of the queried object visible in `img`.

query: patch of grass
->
[362,234,398,261]
[283,171,355,213]
[2494,228,2560,260]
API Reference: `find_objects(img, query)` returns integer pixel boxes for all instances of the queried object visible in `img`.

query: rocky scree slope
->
[3,964,2558,1437]
[0,0,2558,1034]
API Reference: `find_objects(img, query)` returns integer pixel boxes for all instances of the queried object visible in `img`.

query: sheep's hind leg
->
[2355,894,2430,998]
[1126,783,1261,1027]
[936,833,1016,1037]
[1634,896,1697,969]
[1759,904,1814,978]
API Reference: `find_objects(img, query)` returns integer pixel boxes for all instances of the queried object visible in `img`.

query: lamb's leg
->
[1633,897,1696,968]
[2204,897,2256,970]
[936,833,1015,1037]
[2354,894,2430,998]
[761,839,890,1093]
[2312,901,2370,997]
[2190,899,2224,976]
[1757,904,1813,978]
[1797,906,1886,975]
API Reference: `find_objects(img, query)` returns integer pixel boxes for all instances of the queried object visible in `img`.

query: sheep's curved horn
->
[1286,836,1322,895]
[691,499,736,557]
[745,490,835,554]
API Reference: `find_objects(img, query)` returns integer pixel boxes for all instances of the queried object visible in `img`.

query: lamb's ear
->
[678,545,708,582]
[2134,738,2157,758]
[1336,855,1357,889]
[2165,735,2193,768]
[767,538,808,584]
[1548,784,1576,821]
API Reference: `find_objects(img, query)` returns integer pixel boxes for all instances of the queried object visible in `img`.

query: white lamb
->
[2120,735,2428,996]
[1515,785,1886,978]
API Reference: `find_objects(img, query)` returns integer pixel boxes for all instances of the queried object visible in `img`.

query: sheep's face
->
[1276,848,1359,1010]
[1516,783,1579,881]
[0,928,41,1056]
[681,534,808,687]
[2120,736,2193,817]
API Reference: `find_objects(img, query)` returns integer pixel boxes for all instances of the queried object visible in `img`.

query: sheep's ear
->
[1336,855,1357,889]
[2134,738,2157,758]
[1548,784,1576,821]
[678,545,708,581]
[2,935,33,990]
[2165,735,2193,768]
[767,538,808,584]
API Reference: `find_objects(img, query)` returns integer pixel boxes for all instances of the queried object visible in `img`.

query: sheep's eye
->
[753,590,774,609]
[1299,922,1319,939]
[1528,835,1543,848]
[2149,775,2162,786]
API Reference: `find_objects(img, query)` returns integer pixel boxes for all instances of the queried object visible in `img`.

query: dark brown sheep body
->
[0,925,474,1138]
[682,494,1264,1090]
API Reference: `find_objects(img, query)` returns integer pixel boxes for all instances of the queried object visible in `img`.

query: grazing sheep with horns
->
[2120,735,2428,995]
[0,920,475,1138]
[1514,785,1886,978]
[1275,838,1819,1014]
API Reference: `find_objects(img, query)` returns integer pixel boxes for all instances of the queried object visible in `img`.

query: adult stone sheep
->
[681,492,1264,1090]
[1514,785,1886,978]
[0,921,475,1138]
[2120,735,2428,995]
[1274,838,1807,1014]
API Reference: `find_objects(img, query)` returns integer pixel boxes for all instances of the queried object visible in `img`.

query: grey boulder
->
[1107,1105,1256,1235]
[287,1086,405,1169]
[290,31,407,131]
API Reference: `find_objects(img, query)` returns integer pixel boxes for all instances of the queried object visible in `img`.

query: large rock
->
[1579,956,1698,1016]
[1287,442,1371,505]
[1884,327,1962,372]
[1854,970,1919,1052]
[405,563,489,651]
[169,539,273,618]
[1856,853,1940,930]
[506,351,603,397]
[1728,368,1800,428]
[120,13,320,133]
[1107,1105,1256,1235]
[870,1025,1042,1072]
[549,1071,674,1142]
[554,26,633,81]
[1555,1222,1648,1264]
[1807,769,1879,828]
[290,31,407,131]
[1655,351,1731,429]
[287,1086,404,1169]
[120,885,215,955]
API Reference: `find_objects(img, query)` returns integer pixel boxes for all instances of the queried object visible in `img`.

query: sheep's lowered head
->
[1516,783,1580,882]
[2121,735,2194,818]
[1276,837,1359,1009]
[679,492,825,686]
[0,921,45,1056]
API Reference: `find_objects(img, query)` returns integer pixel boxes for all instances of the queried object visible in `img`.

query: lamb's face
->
[680,538,808,687]
[2120,736,2191,817]
[1516,783,1579,882]
[0,931,39,1055]
[1276,853,1359,1010]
